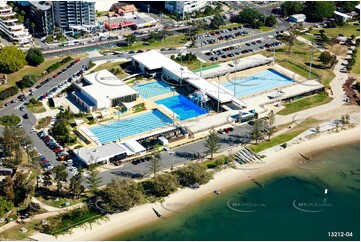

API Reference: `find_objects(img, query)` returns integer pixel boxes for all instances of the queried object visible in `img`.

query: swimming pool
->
[222,69,294,98]
[89,109,173,144]
[134,80,173,99]
[155,95,208,121]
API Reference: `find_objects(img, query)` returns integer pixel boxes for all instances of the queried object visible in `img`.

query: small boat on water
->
[214,190,221,195]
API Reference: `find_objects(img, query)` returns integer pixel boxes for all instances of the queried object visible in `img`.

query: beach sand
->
[34,127,360,241]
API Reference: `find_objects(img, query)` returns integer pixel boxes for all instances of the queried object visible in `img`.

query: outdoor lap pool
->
[89,109,173,144]
[222,69,294,98]
[155,95,208,121]
[134,80,173,99]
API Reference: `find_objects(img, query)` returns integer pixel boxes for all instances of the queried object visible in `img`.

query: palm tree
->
[203,129,221,159]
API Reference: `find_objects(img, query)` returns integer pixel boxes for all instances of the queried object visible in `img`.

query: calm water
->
[111,142,360,241]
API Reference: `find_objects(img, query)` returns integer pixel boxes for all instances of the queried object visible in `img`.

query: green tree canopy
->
[26,48,44,66]
[103,178,144,212]
[304,2,336,21]
[319,51,333,67]
[280,2,305,16]
[0,46,27,73]
[238,8,264,28]
[265,15,277,27]
[86,164,103,195]
[0,196,14,218]
[210,13,225,29]
[203,129,221,159]
[176,163,213,187]
[152,173,179,197]
[336,1,359,12]
[125,34,137,46]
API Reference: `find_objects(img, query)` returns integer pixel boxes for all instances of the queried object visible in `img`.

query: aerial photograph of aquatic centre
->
[0,0,359,241]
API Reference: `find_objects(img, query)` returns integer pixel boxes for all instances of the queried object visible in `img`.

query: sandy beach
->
[33,126,359,241]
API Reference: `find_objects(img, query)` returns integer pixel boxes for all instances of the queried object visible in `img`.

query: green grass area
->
[0,114,21,126]
[300,33,315,42]
[258,26,275,32]
[36,116,52,129]
[92,61,129,79]
[0,58,61,92]
[45,207,105,236]
[351,47,360,75]
[261,40,336,88]
[109,34,187,52]
[279,60,319,79]
[193,64,220,72]
[0,220,39,240]
[28,103,46,113]
[248,118,319,153]
[277,92,333,116]
[35,196,84,208]
[309,23,360,38]
[202,155,227,169]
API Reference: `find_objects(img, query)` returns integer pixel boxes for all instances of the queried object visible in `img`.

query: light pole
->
[199,42,203,78]
[233,59,239,97]
[308,39,315,80]
[217,71,220,113]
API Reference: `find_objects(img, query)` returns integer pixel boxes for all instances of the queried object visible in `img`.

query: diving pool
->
[134,80,173,99]
[155,95,208,121]
[89,109,173,144]
[222,69,294,98]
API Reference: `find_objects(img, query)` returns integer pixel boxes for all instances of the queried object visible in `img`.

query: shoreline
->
[33,127,360,241]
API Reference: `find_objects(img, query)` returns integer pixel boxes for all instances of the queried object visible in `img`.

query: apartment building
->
[29,1,54,36]
[0,1,32,44]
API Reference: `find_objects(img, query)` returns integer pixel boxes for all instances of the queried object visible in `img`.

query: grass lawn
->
[92,61,129,79]
[35,196,84,208]
[277,92,332,116]
[351,47,360,75]
[0,220,39,240]
[258,26,274,32]
[28,103,46,113]
[260,40,336,88]
[248,118,319,153]
[309,23,360,38]
[0,58,61,92]
[109,34,187,52]
[0,114,21,126]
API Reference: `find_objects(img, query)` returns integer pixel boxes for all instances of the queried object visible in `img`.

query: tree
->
[42,171,53,188]
[26,48,44,66]
[125,34,136,46]
[13,171,35,205]
[175,163,213,187]
[319,51,333,67]
[238,8,263,28]
[86,164,103,195]
[0,46,27,73]
[147,154,162,178]
[286,31,296,53]
[103,178,144,212]
[30,22,36,34]
[152,173,178,197]
[252,119,265,144]
[265,15,277,27]
[266,110,276,140]
[0,197,14,218]
[1,177,15,202]
[69,173,84,198]
[203,129,221,159]
[336,1,359,12]
[210,13,225,29]
[280,2,305,16]
[204,5,214,15]
[304,2,336,22]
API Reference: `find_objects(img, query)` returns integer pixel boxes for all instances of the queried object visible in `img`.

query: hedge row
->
[45,56,73,73]
[0,86,18,100]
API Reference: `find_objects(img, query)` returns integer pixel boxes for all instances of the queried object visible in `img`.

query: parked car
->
[23,113,28,119]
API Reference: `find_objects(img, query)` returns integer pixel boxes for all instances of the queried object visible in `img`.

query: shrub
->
[0,46,27,73]
[0,86,18,100]
[26,48,44,66]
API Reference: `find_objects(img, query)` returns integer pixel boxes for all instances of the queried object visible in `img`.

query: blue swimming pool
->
[89,109,173,144]
[134,80,173,99]
[155,95,208,121]
[222,69,294,98]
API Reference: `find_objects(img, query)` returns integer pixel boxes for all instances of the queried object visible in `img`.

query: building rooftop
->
[81,69,138,104]
[74,143,126,165]
[29,1,52,11]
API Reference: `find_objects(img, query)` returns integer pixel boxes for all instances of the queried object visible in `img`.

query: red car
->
[76,58,81,62]
[53,147,62,153]
[42,136,51,141]
[53,74,58,78]
[224,128,230,133]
